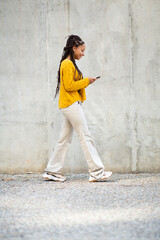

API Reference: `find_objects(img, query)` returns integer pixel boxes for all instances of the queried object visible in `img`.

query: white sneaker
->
[89,171,112,182]
[43,172,66,182]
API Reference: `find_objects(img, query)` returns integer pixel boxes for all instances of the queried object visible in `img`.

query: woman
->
[43,34,112,182]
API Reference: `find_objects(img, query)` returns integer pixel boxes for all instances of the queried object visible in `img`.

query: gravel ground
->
[0,173,160,240]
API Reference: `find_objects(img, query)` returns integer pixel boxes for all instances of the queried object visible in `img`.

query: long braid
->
[54,35,85,100]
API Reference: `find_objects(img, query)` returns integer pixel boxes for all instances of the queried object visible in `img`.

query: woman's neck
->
[66,55,76,61]
[66,55,71,60]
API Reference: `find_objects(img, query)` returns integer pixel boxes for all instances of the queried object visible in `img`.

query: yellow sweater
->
[58,59,90,108]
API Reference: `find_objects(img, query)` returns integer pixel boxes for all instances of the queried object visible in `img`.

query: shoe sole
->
[43,177,66,182]
[89,172,112,182]
[43,173,66,182]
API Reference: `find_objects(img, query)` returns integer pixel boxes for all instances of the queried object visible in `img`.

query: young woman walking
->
[43,35,112,182]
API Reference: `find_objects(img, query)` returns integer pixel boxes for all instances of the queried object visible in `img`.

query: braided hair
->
[54,35,85,99]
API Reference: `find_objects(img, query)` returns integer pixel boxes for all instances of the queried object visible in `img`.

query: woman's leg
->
[61,101,105,179]
[44,114,74,174]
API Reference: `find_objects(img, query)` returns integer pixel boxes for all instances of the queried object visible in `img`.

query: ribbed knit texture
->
[58,59,90,108]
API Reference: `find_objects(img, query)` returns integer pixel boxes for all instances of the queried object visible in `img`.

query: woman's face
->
[73,43,85,60]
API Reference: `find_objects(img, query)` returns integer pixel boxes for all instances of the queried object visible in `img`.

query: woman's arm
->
[62,61,90,91]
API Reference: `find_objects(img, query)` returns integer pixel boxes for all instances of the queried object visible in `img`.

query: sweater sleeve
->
[61,61,90,91]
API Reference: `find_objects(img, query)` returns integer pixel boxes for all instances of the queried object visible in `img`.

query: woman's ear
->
[73,46,76,52]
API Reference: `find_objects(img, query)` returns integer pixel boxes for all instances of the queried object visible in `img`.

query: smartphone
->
[96,76,101,79]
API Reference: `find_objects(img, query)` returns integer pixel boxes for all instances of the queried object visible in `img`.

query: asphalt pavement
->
[0,173,160,240]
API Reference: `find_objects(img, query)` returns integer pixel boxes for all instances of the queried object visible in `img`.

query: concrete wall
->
[0,0,160,173]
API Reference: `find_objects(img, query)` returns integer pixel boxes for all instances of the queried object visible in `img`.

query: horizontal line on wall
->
[0,121,47,126]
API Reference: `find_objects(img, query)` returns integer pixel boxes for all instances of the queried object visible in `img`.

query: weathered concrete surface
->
[0,0,48,173]
[0,173,160,240]
[0,0,160,173]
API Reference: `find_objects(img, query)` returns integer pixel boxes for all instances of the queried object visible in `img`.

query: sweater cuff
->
[85,77,90,86]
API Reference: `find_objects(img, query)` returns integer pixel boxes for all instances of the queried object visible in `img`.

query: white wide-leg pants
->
[44,101,105,179]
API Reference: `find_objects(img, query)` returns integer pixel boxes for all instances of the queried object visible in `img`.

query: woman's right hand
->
[88,77,97,84]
